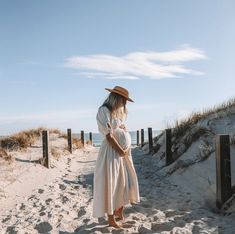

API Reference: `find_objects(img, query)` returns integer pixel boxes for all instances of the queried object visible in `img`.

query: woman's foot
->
[114,206,124,220]
[108,215,121,229]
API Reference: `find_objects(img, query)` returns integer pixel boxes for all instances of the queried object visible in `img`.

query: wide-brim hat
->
[105,86,134,102]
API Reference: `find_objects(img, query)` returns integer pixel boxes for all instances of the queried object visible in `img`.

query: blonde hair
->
[102,92,128,121]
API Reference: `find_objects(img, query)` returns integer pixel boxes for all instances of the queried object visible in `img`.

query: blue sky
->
[0,0,235,135]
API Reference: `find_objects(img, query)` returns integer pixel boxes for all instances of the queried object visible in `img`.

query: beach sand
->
[1,133,235,233]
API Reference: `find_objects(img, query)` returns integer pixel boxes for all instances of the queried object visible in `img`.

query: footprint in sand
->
[39,211,46,217]
[68,192,76,196]
[19,203,26,210]
[165,210,180,218]
[2,215,11,223]
[138,224,153,233]
[122,220,136,228]
[172,216,187,228]
[83,218,90,223]
[77,206,86,219]
[60,195,69,204]
[6,226,17,234]
[39,205,46,213]
[59,184,67,190]
[34,221,53,233]
[38,189,44,194]
[28,194,36,200]
[45,198,53,205]
[47,212,52,218]
[132,215,140,221]
[151,222,174,232]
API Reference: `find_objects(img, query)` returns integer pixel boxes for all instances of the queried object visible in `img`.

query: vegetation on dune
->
[171,97,235,140]
[73,137,84,149]
[0,127,62,151]
[152,97,235,159]
[0,148,14,163]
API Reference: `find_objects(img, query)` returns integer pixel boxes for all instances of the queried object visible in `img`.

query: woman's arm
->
[106,133,129,157]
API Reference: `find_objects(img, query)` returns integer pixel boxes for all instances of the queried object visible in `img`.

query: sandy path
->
[0,146,98,234]
[1,145,235,233]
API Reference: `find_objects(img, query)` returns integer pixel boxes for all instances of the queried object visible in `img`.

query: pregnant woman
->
[93,86,140,228]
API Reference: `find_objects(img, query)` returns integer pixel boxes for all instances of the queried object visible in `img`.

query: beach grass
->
[171,97,235,139]
[0,127,62,151]
[0,148,14,163]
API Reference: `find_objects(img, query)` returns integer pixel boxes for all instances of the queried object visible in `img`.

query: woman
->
[92,86,140,228]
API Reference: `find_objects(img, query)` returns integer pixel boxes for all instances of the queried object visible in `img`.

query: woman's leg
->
[108,214,121,228]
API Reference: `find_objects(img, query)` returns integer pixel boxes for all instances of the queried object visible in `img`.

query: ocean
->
[74,130,162,147]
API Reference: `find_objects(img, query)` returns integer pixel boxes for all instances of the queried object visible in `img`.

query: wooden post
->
[215,134,232,209]
[67,128,72,153]
[42,130,50,168]
[137,130,139,146]
[89,132,93,145]
[165,128,173,165]
[141,129,144,147]
[148,127,153,153]
[81,130,85,147]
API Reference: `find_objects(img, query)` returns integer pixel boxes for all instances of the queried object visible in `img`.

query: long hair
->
[102,92,128,121]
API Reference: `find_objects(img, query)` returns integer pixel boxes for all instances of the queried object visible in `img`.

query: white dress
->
[92,106,140,218]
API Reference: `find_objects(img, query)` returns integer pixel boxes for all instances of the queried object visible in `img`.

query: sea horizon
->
[73,129,162,147]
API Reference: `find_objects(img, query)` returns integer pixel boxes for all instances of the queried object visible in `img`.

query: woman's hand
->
[119,147,130,157]
[106,133,130,157]
[119,124,127,132]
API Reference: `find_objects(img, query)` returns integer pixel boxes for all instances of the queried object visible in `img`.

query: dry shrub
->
[184,126,211,148]
[38,157,46,166]
[172,112,203,139]
[73,137,84,149]
[59,133,67,139]
[172,97,235,139]
[1,127,62,151]
[1,129,40,150]
[86,140,92,145]
[49,128,61,135]
[0,148,14,163]
[51,147,60,160]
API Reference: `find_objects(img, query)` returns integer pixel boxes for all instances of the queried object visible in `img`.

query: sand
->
[1,131,235,233]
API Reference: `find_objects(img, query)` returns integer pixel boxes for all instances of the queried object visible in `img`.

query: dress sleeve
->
[96,106,112,136]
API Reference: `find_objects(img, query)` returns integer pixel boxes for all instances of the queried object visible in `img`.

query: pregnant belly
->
[113,128,131,150]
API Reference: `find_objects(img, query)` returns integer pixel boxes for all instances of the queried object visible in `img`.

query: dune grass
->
[0,127,62,151]
[0,148,14,163]
[73,137,84,149]
[171,97,235,139]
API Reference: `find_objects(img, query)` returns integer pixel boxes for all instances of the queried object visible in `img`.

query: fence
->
[40,129,93,169]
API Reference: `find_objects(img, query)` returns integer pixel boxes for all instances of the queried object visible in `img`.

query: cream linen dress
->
[92,105,140,218]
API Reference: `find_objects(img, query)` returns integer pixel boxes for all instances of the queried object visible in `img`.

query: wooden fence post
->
[148,127,153,153]
[67,128,72,153]
[42,130,50,168]
[141,129,144,147]
[137,130,139,146]
[215,134,232,209]
[165,128,173,165]
[81,130,85,147]
[89,132,93,145]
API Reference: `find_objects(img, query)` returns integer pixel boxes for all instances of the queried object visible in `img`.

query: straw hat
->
[105,86,134,102]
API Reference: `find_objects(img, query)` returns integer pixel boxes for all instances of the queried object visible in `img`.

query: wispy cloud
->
[64,44,207,80]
